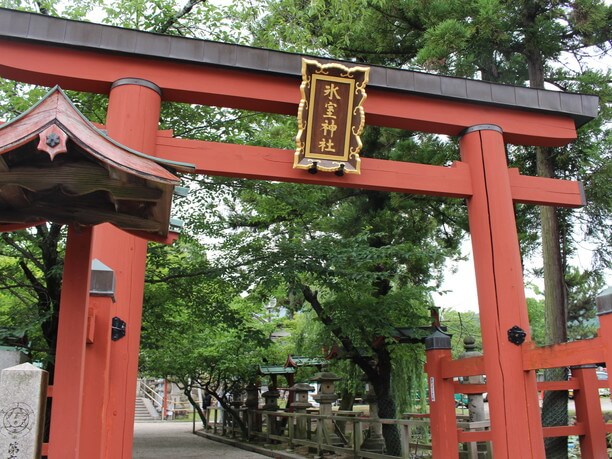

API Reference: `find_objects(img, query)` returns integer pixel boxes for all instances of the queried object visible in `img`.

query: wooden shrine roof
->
[0,86,192,238]
[284,355,327,368]
[0,7,598,129]
[259,365,296,375]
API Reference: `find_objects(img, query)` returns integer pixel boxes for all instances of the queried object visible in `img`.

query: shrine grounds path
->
[133,421,268,459]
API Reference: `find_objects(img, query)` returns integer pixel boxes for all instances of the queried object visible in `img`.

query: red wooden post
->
[425,330,459,458]
[460,125,545,458]
[570,365,607,456]
[80,261,115,459]
[163,379,169,420]
[596,288,612,397]
[88,79,162,458]
[48,226,93,458]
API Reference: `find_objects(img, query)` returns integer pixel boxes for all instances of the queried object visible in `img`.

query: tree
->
[141,236,275,432]
[188,122,464,454]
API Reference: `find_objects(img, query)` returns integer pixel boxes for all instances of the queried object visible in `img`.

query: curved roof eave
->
[0,86,194,182]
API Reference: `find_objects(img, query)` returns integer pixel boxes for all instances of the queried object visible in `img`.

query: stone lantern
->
[230,389,244,410]
[243,382,261,435]
[460,337,486,422]
[361,380,385,453]
[288,383,315,439]
[459,336,488,459]
[244,382,260,410]
[229,389,243,437]
[311,372,342,447]
[261,386,281,437]
[262,387,281,411]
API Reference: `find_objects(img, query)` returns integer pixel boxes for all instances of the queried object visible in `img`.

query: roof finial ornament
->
[37,124,68,160]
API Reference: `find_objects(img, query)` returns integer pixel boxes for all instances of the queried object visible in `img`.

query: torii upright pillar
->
[86,79,162,458]
[460,125,545,458]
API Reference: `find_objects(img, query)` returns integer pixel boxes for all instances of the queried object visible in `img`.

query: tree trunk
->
[301,285,401,455]
[183,386,208,428]
[524,5,568,456]
[212,393,248,438]
[372,348,401,456]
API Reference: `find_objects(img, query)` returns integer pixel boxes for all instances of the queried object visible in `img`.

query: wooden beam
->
[441,356,485,379]
[537,381,574,391]
[0,40,579,146]
[156,136,473,197]
[0,155,30,207]
[0,204,161,231]
[0,163,163,201]
[157,136,585,208]
[0,221,43,232]
[522,339,605,371]
[542,424,585,438]
[508,169,585,208]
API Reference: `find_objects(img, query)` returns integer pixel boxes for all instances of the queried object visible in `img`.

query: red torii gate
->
[0,8,609,459]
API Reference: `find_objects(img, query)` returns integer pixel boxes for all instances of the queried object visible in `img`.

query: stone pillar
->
[459,337,487,459]
[229,390,243,437]
[460,337,486,422]
[360,382,384,453]
[0,363,48,459]
[0,350,27,371]
[262,387,281,438]
[311,372,342,448]
[243,383,261,435]
[288,383,314,439]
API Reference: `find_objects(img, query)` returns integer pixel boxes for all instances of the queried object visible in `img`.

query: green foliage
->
[527,296,546,346]
[566,267,606,340]
[0,225,66,367]
[440,309,483,357]
[140,236,276,427]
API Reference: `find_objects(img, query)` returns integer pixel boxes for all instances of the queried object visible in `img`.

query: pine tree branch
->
[35,2,49,15]
[156,0,206,35]
[300,284,378,382]
[1,233,45,272]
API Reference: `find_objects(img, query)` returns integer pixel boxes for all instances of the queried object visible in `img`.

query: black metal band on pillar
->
[111,78,162,96]
[459,124,504,137]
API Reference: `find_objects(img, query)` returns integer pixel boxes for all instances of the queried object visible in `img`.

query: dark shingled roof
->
[0,7,599,127]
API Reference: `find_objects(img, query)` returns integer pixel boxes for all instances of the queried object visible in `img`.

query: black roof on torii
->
[0,7,598,128]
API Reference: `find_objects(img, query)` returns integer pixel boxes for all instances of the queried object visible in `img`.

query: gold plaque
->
[294,59,369,175]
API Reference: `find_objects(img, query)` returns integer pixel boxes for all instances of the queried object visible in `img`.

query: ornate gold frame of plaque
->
[294,59,370,175]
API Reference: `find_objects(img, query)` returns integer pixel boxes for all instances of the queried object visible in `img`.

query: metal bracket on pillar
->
[111,317,126,341]
[110,78,162,95]
[507,325,526,346]
[459,124,503,137]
